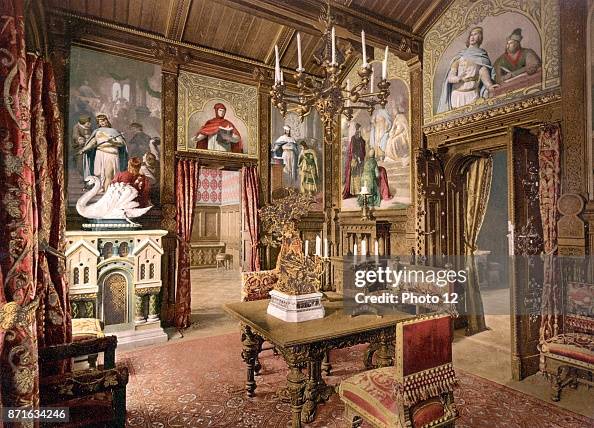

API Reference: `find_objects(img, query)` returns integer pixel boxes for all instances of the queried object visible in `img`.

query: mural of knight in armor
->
[68,46,162,207]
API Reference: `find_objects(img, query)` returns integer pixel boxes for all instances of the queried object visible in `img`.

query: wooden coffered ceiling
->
[46,0,452,70]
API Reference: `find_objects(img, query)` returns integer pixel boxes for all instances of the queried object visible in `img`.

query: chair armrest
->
[39,336,117,368]
[241,270,279,301]
[40,366,129,405]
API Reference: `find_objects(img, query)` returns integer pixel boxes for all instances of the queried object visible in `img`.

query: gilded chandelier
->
[270,2,391,142]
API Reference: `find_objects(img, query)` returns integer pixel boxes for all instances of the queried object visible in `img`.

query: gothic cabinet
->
[509,127,544,380]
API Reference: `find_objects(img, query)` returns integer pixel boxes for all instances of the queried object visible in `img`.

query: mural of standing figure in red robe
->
[191,103,243,153]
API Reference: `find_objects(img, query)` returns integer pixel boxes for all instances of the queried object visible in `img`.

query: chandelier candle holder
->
[270,2,391,142]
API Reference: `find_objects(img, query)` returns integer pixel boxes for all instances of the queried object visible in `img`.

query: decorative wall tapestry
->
[177,71,258,157]
[423,0,560,125]
[341,52,411,211]
[270,107,323,210]
[67,47,162,207]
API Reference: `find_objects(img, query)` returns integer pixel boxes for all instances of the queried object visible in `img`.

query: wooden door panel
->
[510,127,544,380]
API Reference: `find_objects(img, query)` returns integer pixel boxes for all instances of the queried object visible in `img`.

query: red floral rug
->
[121,333,592,427]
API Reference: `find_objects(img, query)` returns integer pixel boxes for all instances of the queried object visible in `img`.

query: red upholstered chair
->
[39,336,129,427]
[539,281,594,401]
[339,314,459,428]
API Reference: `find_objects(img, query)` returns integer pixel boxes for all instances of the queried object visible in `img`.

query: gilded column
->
[159,51,180,325]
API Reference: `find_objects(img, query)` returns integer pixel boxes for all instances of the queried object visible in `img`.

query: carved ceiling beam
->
[265,27,295,65]
[412,0,456,36]
[217,0,423,60]
[165,0,193,41]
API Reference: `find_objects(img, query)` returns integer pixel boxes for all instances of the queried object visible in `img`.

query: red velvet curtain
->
[242,166,260,272]
[175,158,200,329]
[0,0,70,410]
[538,124,561,344]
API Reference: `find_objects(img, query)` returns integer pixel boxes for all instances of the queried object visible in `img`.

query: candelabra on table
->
[359,185,375,221]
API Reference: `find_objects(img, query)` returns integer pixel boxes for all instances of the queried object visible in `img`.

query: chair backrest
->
[396,314,453,380]
[565,281,594,335]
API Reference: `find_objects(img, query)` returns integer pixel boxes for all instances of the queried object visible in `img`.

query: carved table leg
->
[241,325,262,397]
[287,363,306,428]
[322,351,332,375]
[302,354,334,424]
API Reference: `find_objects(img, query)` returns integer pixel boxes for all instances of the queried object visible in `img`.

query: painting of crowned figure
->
[341,69,411,211]
[68,47,162,208]
[433,13,542,115]
[270,108,323,210]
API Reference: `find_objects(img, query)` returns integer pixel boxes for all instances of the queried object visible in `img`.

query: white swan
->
[76,176,153,220]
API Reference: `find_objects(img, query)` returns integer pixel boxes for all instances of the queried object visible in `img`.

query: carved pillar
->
[408,57,423,255]
[560,1,587,196]
[148,293,159,321]
[159,54,179,325]
[135,295,146,323]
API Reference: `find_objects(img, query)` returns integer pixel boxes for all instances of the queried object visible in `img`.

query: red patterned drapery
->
[0,0,70,411]
[175,158,200,329]
[242,166,261,272]
[538,124,561,345]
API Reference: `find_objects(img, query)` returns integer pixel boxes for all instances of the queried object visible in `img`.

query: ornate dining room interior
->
[1,0,594,427]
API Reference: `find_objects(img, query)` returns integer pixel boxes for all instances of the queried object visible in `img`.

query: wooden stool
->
[216,252,230,270]
[72,318,104,368]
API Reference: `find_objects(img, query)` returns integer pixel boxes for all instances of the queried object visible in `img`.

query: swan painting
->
[76,176,152,225]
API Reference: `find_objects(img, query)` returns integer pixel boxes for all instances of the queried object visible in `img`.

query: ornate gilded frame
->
[176,71,259,159]
[423,0,560,125]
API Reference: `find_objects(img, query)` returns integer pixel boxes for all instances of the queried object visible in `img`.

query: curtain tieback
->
[39,239,66,260]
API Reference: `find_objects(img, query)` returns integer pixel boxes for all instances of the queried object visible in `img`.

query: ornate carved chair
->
[339,314,459,428]
[240,237,302,302]
[39,335,129,427]
[539,281,594,401]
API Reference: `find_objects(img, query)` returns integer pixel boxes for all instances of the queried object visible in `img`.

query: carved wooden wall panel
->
[221,204,241,269]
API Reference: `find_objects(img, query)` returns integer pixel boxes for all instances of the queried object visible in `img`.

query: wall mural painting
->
[423,0,560,124]
[270,107,324,210]
[341,61,411,211]
[177,71,258,157]
[68,47,162,207]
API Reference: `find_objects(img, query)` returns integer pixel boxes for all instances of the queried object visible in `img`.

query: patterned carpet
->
[121,333,593,427]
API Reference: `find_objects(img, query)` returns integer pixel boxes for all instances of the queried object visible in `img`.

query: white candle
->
[361,239,367,256]
[375,239,379,256]
[346,79,351,107]
[370,71,374,93]
[324,238,328,258]
[331,27,336,65]
[315,235,321,256]
[280,70,284,84]
[297,33,303,70]
[353,243,358,256]
[361,30,367,67]
[275,45,280,83]
[382,46,388,80]
[305,240,309,256]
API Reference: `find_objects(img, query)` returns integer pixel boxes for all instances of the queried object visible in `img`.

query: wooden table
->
[224,299,415,427]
